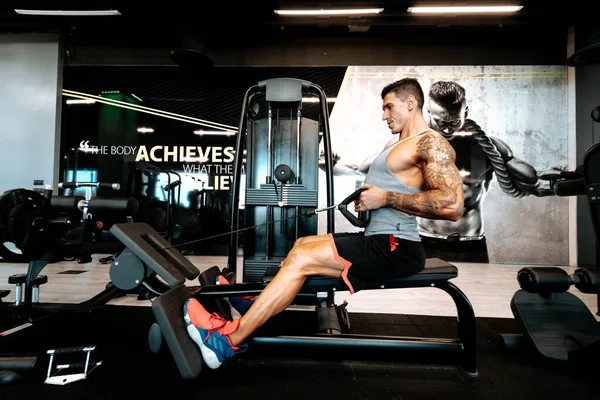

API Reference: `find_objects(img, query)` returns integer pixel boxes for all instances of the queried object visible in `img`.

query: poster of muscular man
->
[317,65,568,265]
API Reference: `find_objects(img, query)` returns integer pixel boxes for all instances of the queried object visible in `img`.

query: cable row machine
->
[229,78,328,282]
[106,78,478,379]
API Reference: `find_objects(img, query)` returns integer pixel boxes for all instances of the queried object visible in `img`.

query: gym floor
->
[0,254,597,319]
[0,255,599,399]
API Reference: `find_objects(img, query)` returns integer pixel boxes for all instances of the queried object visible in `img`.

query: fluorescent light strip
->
[407,6,523,14]
[15,9,121,16]
[137,127,154,133]
[275,8,383,16]
[193,130,236,136]
[66,99,95,104]
[302,97,337,103]
[62,89,237,131]
[62,92,235,131]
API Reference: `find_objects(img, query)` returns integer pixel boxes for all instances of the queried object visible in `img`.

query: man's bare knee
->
[294,235,319,247]
[294,237,306,247]
[281,247,313,275]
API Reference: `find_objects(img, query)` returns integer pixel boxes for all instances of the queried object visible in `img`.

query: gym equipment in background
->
[54,181,139,263]
[0,182,144,339]
[128,161,207,254]
[501,142,600,362]
[103,78,477,380]
[0,188,72,263]
[0,182,139,263]
[0,354,38,385]
[44,346,102,385]
[131,162,183,243]
[501,266,600,362]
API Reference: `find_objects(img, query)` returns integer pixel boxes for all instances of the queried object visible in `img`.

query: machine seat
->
[263,258,458,292]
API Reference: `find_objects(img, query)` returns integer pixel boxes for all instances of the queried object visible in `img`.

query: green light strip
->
[62,89,237,131]
[63,91,236,131]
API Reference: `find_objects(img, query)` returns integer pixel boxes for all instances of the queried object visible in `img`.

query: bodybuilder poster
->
[318,65,568,265]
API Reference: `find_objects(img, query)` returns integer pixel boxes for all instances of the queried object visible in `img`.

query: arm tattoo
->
[386,134,464,219]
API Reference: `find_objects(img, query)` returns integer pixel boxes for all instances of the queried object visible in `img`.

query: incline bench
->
[109,222,477,380]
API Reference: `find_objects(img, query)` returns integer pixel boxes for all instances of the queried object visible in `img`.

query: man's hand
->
[530,166,576,197]
[354,184,387,212]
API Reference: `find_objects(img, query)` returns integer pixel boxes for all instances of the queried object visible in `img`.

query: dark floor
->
[0,304,598,400]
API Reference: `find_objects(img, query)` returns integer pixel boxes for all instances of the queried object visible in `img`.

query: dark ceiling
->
[0,1,590,50]
[3,1,592,137]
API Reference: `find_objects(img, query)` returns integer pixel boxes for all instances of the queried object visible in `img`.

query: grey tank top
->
[364,130,428,242]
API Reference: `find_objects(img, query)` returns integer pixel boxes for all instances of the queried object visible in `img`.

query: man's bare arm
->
[387,134,464,221]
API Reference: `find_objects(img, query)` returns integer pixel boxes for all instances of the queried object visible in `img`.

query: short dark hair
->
[381,78,425,110]
[429,81,466,108]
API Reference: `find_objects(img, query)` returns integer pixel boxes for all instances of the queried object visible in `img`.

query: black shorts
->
[329,232,425,294]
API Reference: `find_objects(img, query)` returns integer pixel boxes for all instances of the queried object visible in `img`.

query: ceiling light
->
[137,127,154,134]
[302,97,337,103]
[274,8,383,16]
[66,99,95,105]
[193,130,236,136]
[407,6,523,14]
[14,9,121,16]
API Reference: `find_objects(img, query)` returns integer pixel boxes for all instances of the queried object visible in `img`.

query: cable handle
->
[338,188,370,228]
[305,188,371,228]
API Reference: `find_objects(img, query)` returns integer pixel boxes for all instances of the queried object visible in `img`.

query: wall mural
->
[319,65,568,265]
[58,65,568,265]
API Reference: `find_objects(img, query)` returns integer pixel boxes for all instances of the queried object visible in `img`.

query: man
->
[183,78,465,369]
[418,81,555,262]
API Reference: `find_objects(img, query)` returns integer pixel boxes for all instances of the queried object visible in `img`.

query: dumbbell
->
[7,274,48,304]
[517,267,600,294]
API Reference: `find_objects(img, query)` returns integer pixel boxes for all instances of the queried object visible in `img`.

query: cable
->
[163,212,302,250]
[162,202,341,251]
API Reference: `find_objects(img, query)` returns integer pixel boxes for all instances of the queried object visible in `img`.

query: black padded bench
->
[193,258,459,298]
[265,257,458,292]
[109,222,477,381]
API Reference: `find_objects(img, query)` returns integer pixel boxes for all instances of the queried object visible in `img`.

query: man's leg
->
[292,234,330,247]
[228,234,345,346]
[227,235,332,317]
[184,233,348,368]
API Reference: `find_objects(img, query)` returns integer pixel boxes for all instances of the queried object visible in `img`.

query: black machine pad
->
[152,285,203,379]
[110,223,200,287]
[264,257,457,292]
[511,290,600,361]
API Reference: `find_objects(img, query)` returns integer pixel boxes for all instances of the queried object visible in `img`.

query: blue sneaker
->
[183,298,247,369]
[216,275,254,317]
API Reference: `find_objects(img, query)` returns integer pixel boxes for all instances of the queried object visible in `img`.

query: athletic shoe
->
[183,298,247,369]
[216,275,254,317]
